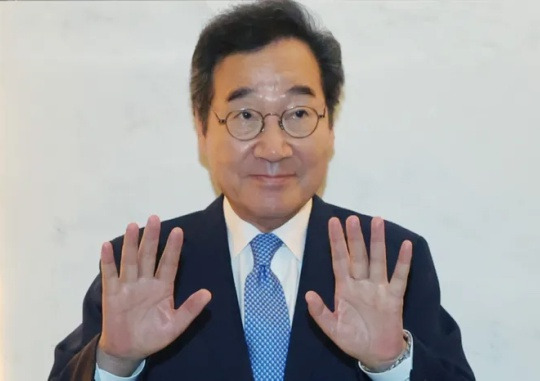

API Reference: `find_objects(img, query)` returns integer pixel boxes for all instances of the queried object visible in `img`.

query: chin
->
[251,194,304,218]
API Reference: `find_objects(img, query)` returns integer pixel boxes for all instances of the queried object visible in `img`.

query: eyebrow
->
[225,85,316,102]
[226,87,254,102]
[287,85,316,97]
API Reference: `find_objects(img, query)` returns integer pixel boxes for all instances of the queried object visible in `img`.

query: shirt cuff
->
[358,330,413,381]
[94,360,146,381]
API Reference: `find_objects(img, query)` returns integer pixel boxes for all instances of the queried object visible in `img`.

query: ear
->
[327,124,335,157]
[194,112,207,157]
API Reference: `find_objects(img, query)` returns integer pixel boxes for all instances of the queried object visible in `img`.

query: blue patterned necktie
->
[244,233,290,381]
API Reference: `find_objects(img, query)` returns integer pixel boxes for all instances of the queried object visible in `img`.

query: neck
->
[236,209,300,233]
[225,199,310,233]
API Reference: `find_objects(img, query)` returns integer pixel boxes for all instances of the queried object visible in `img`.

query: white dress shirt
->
[95,197,412,380]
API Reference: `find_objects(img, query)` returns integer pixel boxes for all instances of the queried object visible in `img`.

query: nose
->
[253,115,293,161]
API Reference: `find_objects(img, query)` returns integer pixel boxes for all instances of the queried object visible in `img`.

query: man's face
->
[197,38,334,231]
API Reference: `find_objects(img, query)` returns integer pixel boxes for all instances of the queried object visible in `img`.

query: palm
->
[103,279,180,358]
[99,216,211,361]
[306,216,412,369]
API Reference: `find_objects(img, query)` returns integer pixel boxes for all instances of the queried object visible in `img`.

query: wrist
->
[360,331,412,373]
[96,343,144,377]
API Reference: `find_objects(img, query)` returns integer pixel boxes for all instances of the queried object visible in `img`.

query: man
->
[49,1,474,380]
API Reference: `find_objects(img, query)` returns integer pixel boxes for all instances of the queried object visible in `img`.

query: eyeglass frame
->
[211,105,327,141]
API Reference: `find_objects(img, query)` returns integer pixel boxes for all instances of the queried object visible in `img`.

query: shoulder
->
[108,196,224,259]
[159,208,209,236]
[317,197,427,250]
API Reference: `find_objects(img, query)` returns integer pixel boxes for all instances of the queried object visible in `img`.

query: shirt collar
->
[223,197,313,262]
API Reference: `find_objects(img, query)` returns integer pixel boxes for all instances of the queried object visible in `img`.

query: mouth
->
[250,174,295,186]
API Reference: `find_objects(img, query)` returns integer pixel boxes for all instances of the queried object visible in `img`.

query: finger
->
[138,215,161,278]
[119,223,140,282]
[369,217,388,283]
[389,240,413,298]
[100,242,119,294]
[305,291,338,341]
[328,217,350,282]
[172,289,212,334]
[155,227,183,282]
[345,215,368,280]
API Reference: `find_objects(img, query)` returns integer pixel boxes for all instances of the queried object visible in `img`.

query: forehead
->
[212,38,323,104]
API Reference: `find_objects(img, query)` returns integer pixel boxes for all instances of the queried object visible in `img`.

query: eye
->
[294,109,308,118]
[230,110,258,122]
[240,111,253,120]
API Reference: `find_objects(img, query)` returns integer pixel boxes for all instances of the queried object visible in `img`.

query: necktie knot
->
[250,233,282,267]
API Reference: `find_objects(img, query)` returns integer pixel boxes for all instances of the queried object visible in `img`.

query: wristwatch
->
[360,330,412,373]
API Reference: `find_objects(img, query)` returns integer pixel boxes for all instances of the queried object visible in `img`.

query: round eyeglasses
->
[212,106,326,141]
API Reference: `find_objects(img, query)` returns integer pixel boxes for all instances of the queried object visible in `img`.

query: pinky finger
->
[101,242,119,293]
[388,240,413,298]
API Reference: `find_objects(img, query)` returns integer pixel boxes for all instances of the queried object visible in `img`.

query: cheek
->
[207,138,253,175]
[296,143,332,177]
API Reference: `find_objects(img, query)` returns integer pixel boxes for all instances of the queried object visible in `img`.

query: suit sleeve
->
[48,273,103,381]
[403,235,475,380]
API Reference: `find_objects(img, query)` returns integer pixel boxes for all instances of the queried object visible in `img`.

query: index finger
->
[155,227,184,282]
[389,240,413,298]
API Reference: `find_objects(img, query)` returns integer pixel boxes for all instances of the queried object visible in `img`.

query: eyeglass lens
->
[225,106,321,140]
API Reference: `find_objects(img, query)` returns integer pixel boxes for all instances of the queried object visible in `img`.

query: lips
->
[251,174,294,178]
[250,174,295,186]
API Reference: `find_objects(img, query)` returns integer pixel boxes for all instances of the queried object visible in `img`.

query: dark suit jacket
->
[49,195,475,380]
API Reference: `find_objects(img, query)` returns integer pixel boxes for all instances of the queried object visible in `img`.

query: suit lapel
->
[186,196,254,380]
[183,196,349,380]
[284,196,336,381]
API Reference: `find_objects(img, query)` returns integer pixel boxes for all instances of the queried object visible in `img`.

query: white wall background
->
[1,1,539,380]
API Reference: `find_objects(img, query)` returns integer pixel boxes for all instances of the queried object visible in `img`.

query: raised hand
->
[97,216,212,376]
[305,216,412,370]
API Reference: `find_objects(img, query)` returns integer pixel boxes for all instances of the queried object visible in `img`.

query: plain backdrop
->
[1,1,539,380]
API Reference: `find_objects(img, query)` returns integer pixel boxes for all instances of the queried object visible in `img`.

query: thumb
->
[305,290,337,339]
[173,289,212,333]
